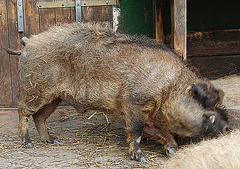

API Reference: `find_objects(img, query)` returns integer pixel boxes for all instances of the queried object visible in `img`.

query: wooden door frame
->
[154,0,187,60]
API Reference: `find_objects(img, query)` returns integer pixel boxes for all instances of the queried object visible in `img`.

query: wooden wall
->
[0,0,113,107]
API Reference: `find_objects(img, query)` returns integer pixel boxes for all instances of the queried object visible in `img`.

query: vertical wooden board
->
[25,0,40,37]
[70,7,76,22]
[101,6,113,25]
[0,0,12,107]
[170,0,174,47]
[81,6,98,22]
[154,0,164,43]
[68,0,76,22]
[82,6,113,24]
[55,0,73,24]
[39,0,56,31]
[8,0,24,106]
[171,0,187,59]
[39,8,55,31]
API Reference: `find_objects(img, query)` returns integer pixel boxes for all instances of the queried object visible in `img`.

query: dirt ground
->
[0,109,168,168]
[0,75,239,168]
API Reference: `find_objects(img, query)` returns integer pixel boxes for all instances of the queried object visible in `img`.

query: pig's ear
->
[189,83,224,110]
[208,114,215,123]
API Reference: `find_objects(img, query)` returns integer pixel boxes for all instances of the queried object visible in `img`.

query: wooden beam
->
[154,0,164,43]
[8,0,23,106]
[171,0,187,60]
[0,0,12,107]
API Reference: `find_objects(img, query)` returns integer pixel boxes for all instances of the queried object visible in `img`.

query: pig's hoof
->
[43,138,61,144]
[53,138,61,144]
[24,142,34,148]
[166,145,177,156]
[130,150,147,162]
[43,136,61,144]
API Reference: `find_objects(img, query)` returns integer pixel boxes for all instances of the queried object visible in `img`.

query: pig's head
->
[190,83,229,136]
[160,82,229,138]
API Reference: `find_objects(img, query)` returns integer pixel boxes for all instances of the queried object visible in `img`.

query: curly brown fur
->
[190,83,224,110]
[15,23,228,161]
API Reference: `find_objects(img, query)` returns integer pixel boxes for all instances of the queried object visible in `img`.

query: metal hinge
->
[17,0,24,32]
[37,0,120,9]
[75,0,81,22]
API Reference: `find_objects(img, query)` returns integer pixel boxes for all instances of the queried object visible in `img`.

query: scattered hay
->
[161,130,240,169]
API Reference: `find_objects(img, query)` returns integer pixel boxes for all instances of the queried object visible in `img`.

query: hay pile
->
[211,75,240,129]
[161,130,240,169]
[211,75,240,107]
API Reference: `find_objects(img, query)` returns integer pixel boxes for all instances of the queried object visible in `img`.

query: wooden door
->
[0,0,116,107]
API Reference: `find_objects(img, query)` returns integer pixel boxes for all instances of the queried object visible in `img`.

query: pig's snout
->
[221,125,230,135]
[202,113,229,136]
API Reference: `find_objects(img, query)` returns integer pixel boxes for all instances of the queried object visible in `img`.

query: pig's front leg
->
[143,125,178,156]
[123,104,147,162]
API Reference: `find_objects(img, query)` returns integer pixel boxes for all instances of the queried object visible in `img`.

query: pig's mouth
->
[203,124,229,137]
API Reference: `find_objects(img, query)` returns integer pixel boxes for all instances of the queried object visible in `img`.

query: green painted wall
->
[117,0,154,38]
[118,0,240,36]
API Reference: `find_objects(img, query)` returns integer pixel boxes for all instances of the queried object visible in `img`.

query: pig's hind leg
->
[18,96,61,148]
[18,104,34,148]
[32,98,62,144]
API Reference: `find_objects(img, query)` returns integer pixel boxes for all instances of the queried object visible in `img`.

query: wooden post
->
[171,0,187,60]
[154,0,164,43]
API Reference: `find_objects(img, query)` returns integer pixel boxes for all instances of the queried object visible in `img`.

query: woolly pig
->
[7,23,229,162]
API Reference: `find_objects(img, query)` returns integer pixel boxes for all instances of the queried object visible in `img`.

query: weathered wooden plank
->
[170,0,187,59]
[154,0,164,43]
[101,6,113,25]
[39,8,55,31]
[8,0,23,106]
[82,6,99,22]
[25,0,40,36]
[188,55,240,79]
[55,0,72,24]
[81,6,113,25]
[187,30,240,57]
[37,0,119,8]
[39,0,56,31]
[0,0,12,107]
[70,6,76,22]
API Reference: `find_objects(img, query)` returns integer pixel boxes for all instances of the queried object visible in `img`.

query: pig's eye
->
[208,114,215,123]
